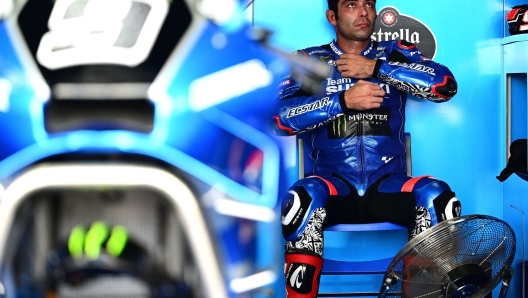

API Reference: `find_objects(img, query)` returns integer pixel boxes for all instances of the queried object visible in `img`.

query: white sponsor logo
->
[348,113,388,122]
[387,61,436,75]
[281,190,301,225]
[308,50,327,55]
[287,97,331,118]
[289,265,306,289]
[326,78,353,94]
[363,43,373,56]
[330,41,343,56]
[326,80,391,95]
[382,156,393,163]
[372,28,421,44]
[379,83,392,93]
[327,78,353,85]
[279,79,292,87]
[331,40,372,56]
[445,197,460,219]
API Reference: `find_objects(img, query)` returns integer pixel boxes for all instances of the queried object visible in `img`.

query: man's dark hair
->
[327,0,338,14]
[328,0,377,15]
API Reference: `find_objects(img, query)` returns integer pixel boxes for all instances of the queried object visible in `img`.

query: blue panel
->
[510,73,527,142]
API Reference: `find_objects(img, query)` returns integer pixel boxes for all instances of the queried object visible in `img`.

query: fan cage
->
[384,214,516,298]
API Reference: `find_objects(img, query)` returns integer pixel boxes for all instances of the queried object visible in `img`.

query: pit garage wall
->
[250,0,528,297]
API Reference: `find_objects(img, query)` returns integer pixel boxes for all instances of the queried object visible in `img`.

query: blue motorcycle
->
[0,0,304,297]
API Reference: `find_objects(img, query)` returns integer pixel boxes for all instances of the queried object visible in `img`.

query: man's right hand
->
[343,80,386,110]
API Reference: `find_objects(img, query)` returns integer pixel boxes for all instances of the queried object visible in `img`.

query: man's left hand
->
[336,54,376,79]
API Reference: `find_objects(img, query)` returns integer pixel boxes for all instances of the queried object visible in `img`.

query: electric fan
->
[378,214,516,298]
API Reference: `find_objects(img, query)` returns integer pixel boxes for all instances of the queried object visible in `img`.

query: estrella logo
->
[373,6,437,59]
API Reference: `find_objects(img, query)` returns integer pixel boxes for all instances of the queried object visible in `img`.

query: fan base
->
[452,284,477,298]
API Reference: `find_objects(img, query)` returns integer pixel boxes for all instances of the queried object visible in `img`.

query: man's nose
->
[358,5,368,17]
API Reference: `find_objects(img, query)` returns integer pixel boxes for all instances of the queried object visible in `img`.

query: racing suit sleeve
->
[373,40,457,103]
[270,53,345,136]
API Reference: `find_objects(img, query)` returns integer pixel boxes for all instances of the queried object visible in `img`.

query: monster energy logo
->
[328,107,392,139]
[319,55,332,62]
[332,115,348,137]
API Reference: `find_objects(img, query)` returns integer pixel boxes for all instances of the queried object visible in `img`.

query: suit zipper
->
[358,120,366,196]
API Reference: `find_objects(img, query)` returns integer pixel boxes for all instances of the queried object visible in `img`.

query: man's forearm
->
[373,59,457,102]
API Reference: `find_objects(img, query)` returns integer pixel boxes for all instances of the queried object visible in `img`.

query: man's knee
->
[433,190,462,221]
[412,177,462,224]
[281,176,347,242]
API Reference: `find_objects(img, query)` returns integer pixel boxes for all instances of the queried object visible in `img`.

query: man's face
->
[333,0,377,42]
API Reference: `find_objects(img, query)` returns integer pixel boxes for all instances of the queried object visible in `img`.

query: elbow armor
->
[374,40,458,102]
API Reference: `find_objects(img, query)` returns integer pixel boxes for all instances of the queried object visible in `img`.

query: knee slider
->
[433,191,461,222]
[281,177,343,241]
[412,177,461,224]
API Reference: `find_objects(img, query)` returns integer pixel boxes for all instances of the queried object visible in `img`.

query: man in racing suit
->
[271,0,461,297]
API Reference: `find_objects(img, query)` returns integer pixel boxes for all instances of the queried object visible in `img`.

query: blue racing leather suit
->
[271,39,457,195]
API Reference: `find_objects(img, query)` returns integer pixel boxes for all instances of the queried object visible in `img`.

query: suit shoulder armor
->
[385,39,420,51]
[376,40,393,47]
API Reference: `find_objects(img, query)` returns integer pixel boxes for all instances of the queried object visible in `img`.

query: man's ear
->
[326,9,337,26]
